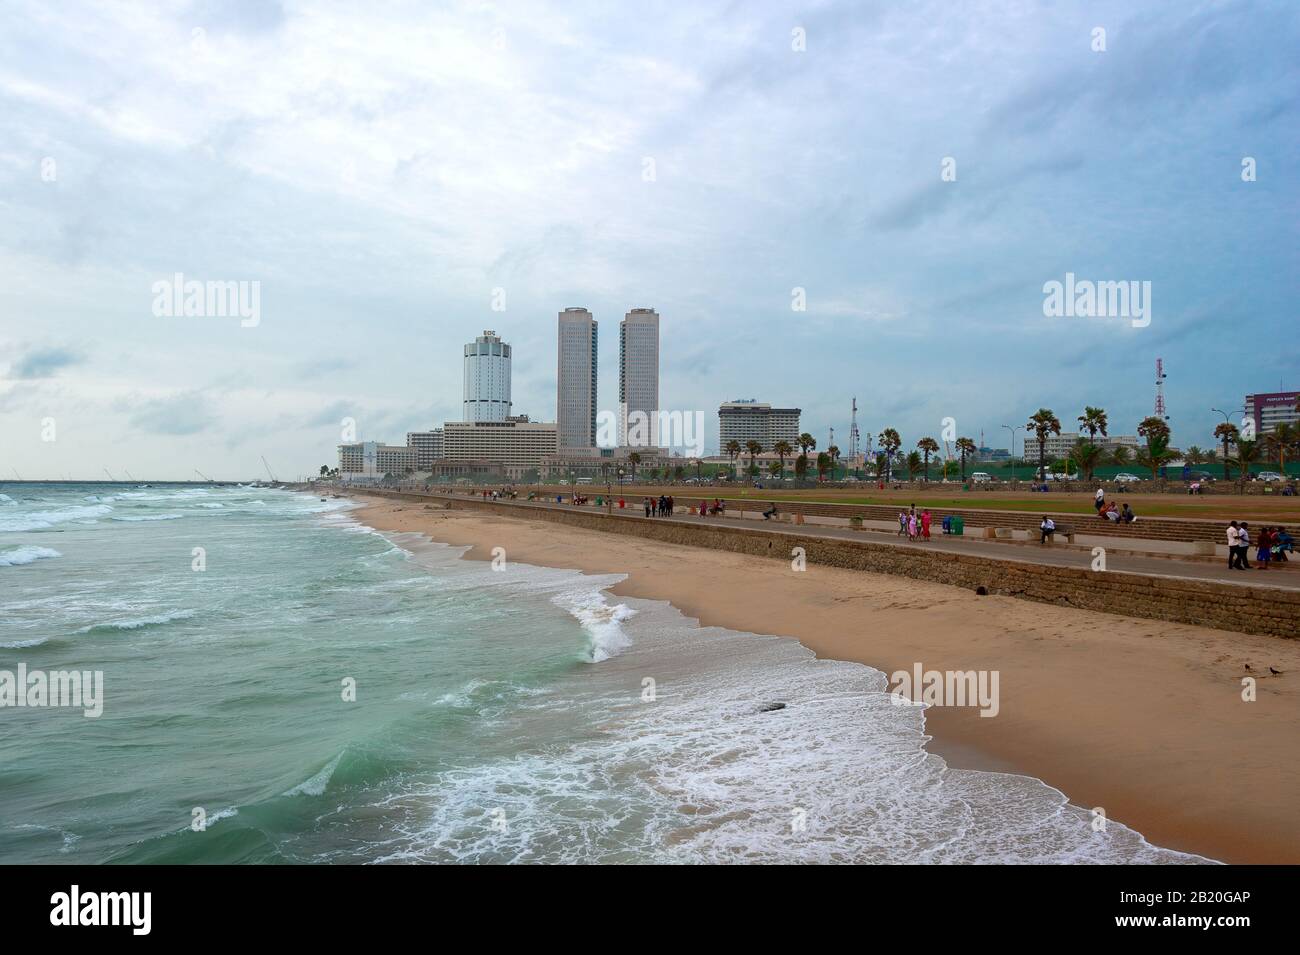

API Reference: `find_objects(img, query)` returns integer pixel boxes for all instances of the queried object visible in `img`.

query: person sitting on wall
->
[1121,503,1136,523]
[763,502,778,520]
[1040,516,1056,543]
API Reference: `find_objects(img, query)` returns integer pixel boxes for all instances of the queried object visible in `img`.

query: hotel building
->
[463,330,512,422]
[442,416,559,478]
[718,400,802,451]
[337,441,420,477]
[405,429,445,470]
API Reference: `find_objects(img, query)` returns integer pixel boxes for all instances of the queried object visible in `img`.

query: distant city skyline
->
[1,1,1295,479]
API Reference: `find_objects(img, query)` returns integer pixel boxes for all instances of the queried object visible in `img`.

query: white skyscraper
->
[463,330,511,422]
[557,308,598,449]
[619,308,660,448]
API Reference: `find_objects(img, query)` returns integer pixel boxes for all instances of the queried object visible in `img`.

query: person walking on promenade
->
[898,511,908,536]
[666,495,674,517]
[907,512,918,540]
[699,499,709,519]
[921,509,932,541]
[1238,522,1253,569]
[1227,521,1240,569]
[644,497,651,518]
[1257,527,1273,570]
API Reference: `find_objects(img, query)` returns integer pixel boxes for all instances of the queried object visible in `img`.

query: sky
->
[1,0,1296,480]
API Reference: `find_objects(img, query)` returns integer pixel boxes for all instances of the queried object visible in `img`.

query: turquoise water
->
[0,483,1208,863]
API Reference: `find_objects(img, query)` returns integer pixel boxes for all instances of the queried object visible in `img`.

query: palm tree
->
[1213,422,1239,480]
[724,440,741,477]
[794,453,809,481]
[693,458,702,481]
[905,450,923,481]
[1070,438,1105,483]
[628,451,642,483]
[1078,406,1109,442]
[1026,409,1062,481]
[955,437,977,480]
[1184,446,1204,466]
[1266,422,1298,475]
[815,451,830,480]
[745,440,763,481]
[1137,416,1173,480]
[798,433,816,458]
[1108,445,1131,468]
[916,437,939,481]
[1236,439,1261,487]
[827,445,840,478]
[773,440,793,479]
[319,465,330,477]
[878,428,902,482]
[768,460,783,479]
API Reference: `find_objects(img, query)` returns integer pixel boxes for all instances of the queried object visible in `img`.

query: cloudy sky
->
[1,0,1296,479]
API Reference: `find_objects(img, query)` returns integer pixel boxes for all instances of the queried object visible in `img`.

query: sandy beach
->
[353,494,1300,864]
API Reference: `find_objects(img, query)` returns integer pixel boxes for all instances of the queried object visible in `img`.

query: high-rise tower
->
[557,308,598,449]
[462,330,511,422]
[619,308,660,448]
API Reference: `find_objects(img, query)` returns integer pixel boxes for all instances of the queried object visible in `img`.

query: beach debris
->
[757,702,787,713]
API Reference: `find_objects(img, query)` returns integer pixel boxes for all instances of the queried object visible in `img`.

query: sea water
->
[0,483,1209,864]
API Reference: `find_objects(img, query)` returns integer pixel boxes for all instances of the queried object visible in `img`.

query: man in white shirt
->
[1227,521,1239,569]
[1040,516,1056,544]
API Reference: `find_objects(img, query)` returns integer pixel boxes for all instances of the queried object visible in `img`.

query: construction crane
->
[195,469,215,483]
[261,456,278,484]
[103,468,116,482]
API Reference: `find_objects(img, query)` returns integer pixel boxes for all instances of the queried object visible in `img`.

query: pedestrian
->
[644,497,651,518]
[1226,521,1239,569]
[907,513,918,540]
[1238,522,1253,569]
[1257,526,1273,570]
[1094,487,1105,512]
[897,511,907,536]
[921,509,932,540]
[668,495,674,516]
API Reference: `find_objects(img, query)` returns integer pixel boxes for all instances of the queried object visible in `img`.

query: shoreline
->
[348,493,1300,864]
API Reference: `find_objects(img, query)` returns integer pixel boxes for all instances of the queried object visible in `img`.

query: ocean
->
[0,482,1208,864]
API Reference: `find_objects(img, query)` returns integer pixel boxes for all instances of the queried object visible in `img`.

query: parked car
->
[1258,471,1284,482]
[971,472,993,483]
[1186,470,1217,483]
[1114,473,1141,483]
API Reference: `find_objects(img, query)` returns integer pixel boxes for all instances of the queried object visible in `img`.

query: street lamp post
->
[1001,424,1022,482]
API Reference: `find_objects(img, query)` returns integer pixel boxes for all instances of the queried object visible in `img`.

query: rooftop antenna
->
[1155,358,1169,422]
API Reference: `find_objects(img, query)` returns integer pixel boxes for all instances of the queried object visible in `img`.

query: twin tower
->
[465,308,660,451]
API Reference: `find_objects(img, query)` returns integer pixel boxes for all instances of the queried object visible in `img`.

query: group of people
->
[1094,488,1136,523]
[1226,522,1293,570]
[643,495,676,517]
[897,504,932,541]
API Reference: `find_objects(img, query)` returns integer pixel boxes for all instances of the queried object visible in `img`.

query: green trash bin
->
[951,515,964,535]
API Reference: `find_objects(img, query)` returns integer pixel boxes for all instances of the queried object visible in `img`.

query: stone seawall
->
[365,489,1299,639]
